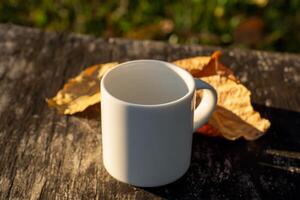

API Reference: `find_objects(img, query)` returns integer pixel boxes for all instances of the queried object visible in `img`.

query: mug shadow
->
[76,103,300,199]
[139,104,300,199]
[74,103,101,120]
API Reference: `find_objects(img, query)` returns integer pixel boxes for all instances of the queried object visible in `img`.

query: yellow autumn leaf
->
[173,51,270,140]
[47,62,118,114]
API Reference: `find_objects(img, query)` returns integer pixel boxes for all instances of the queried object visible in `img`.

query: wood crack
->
[37,180,47,200]
[5,156,18,199]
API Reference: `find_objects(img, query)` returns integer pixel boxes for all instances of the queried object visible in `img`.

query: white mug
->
[101,60,217,187]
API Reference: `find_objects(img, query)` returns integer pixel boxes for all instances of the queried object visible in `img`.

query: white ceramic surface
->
[101,60,217,187]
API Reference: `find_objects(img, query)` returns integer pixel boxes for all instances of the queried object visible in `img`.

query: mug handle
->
[193,79,218,132]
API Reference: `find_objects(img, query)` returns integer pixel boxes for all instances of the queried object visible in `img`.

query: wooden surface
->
[0,24,299,200]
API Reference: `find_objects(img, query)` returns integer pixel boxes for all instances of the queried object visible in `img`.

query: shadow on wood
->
[74,103,101,120]
[139,104,300,199]
[73,102,300,199]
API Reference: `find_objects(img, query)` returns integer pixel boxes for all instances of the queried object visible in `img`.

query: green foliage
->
[0,0,299,52]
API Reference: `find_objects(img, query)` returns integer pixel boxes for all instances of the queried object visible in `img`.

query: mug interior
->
[102,60,194,105]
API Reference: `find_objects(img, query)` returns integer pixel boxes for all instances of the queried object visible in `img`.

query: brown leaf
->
[200,75,270,140]
[174,51,270,140]
[173,51,238,82]
[47,62,118,114]
[125,19,174,40]
[234,16,264,46]
[197,123,221,137]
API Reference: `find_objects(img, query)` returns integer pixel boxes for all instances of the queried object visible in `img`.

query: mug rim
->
[101,59,196,107]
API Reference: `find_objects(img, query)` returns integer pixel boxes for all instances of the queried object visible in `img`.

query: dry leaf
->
[197,123,221,137]
[47,62,118,114]
[125,19,174,40]
[173,51,238,82]
[47,50,270,140]
[174,52,270,140]
[200,75,270,140]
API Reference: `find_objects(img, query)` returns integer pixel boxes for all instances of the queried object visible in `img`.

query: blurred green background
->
[0,0,299,52]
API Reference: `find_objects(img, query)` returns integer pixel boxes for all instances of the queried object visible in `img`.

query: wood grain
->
[0,24,299,200]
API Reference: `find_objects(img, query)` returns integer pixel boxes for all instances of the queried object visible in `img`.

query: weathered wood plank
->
[0,24,299,200]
